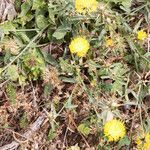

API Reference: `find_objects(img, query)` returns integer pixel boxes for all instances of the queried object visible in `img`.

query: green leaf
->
[18,13,34,26]
[7,65,19,81]
[64,96,78,109]
[118,136,130,148]
[32,0,45,10]
[36,14,49,29]
[41,51,58,66]
[18,75,26,86]
[60,77,76,83]
[48,129,56,141]
[0,28,4,40]
[121,0,132,12]
[111,81,124,96]
[44,83,53,98]
[53,30,67,40]
[53,25,70,40]
[14,0,22,12]
[59,58,74,74]
[88,59,101,69]
[19,113,28,128]
[16,32,31,43]
[6,83,16,104]
[77,123,90,136]
[19,1,32,17]
[48,8,55,24]
[0,21,16,34]
[133,18,143,33]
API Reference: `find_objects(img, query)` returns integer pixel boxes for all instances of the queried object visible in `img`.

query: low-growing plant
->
[0,0,149,149]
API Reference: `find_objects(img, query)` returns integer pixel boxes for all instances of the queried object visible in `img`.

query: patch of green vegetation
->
[0,0,149,149]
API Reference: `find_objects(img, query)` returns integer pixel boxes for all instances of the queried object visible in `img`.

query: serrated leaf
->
[19,13,34,26]
[53,25,70,40]
[19,1,32,17]
[77,123,90,136]
[111,81,123,96]
[19,113,28,128]
[48,9,55,24]
[118,136,130,148]
[53,30,67,40]
[120,0,132,12]
[64,96,78,109]
[14,0,22,12]
[0,21,16,34]
[36,14,48,29]
[48,129,56,141]
[6,83,16,104]
[7,65,19,81]
[59,58,74,74]
[41,51,58,66]
[44,83,53,98]
[32,0,45,10]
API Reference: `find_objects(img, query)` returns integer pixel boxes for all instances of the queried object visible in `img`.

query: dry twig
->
[0,114,46,150]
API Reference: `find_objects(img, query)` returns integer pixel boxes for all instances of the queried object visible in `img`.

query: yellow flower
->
[136,133,150,150]
[137,30,147,40]
[104,119,126,142]
[69,37,90,57]
[106,38,114,47]
[75,0,98,14]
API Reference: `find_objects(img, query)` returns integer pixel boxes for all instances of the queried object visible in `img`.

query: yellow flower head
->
[69,37,90,57]
[137,30,147,40]
[75,0,98,14]
[106,38,114,47]
[136,133,150,150]
[104,119,126,142]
